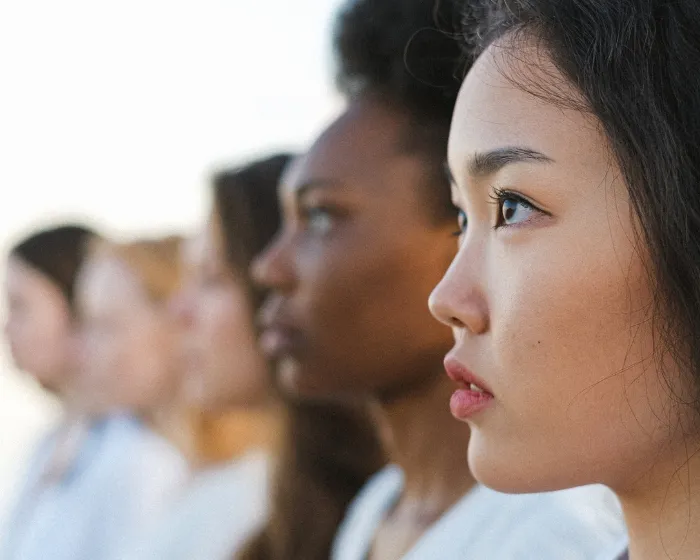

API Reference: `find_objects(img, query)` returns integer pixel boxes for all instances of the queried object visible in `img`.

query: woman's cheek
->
[488,226,641,403]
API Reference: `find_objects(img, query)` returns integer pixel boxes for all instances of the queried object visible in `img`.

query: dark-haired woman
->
[1,226,187,560]
[5,225,94,398]
[123,154,385,560]
[430,1,700,559]
[252,1,624,559]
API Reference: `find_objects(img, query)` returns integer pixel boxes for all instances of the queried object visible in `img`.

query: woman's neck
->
[141,400,282,468]
[189,406,282,468]
[376,373,476,517]
[145,403,196,457]
[618,440,700,560]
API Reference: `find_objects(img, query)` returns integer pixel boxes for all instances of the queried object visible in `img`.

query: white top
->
[594,538,629,560]
[0,415,188,560]
[333,465,627,560]
[119,451,270,560]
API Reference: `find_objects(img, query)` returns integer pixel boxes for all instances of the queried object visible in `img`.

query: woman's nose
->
[429,249,489,336]
[250,230,297,294]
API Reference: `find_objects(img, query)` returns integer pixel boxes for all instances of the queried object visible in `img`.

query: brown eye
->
[452,209,468,237]
[494,193,537,227]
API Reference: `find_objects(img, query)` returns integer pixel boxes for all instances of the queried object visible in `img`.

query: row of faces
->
[6,41,676,499]
[249,44,687,499]
[4,225,267,417]
[4,97,459,422]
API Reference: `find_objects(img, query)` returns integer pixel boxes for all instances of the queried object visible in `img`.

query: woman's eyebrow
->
[468,147,553,177]
[294,178,345,201]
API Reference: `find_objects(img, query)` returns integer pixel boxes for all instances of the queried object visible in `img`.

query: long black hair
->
[463,0,700,406]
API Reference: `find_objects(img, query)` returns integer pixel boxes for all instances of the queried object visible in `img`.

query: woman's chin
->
[467,432,579,495]
[275,357,326,400]
[274,357,352,402]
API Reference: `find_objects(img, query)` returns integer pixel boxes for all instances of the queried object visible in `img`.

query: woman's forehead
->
[449,43,600,183]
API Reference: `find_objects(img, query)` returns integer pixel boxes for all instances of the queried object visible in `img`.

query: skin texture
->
[76,254,179,415]
[172,216,269,411]
[4,256,75,394]
[253,95,457,400]
[253,95,475,560]
[429,41,700,560]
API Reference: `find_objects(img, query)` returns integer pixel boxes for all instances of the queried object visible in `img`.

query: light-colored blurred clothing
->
[595,539,629,560]
[332,465,627,560]
[119,450,269,560]
[0,414,188,560]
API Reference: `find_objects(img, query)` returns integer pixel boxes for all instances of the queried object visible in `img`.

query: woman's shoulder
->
[14,424,62,480]
[81,416,188,517]
[591,537,628,560]
[117,453,271,560]
[356,464,403,503]
[459,484,627,559]
[96,415,188,475]
[340,464,403,524]
[182,450,270,511]
[0,423,63,535]
[331,465,403,560]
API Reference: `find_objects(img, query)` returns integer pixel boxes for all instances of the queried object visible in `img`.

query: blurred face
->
[4,256,74,393]
[253,96,456,399]
[173,217,268,410]
[429,41,696,493]
[76,254,179,414]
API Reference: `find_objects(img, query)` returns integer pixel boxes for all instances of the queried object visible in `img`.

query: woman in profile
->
[430,1,700,559]
[252,0,624,558]
[1,226,187,560]
[4,225,93,399]
[124,154,385,560]
[76,235,194,454]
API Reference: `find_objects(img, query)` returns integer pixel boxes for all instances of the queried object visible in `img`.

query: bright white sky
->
[0,0,345,516]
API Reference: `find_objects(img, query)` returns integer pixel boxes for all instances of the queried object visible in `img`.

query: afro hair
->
[334,0,466,123]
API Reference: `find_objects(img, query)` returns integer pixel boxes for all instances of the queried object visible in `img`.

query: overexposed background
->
[0,0,344,517]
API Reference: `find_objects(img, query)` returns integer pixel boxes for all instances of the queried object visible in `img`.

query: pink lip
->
[449,388,494,420]
[444,356,494,420]
[257,297,305,360]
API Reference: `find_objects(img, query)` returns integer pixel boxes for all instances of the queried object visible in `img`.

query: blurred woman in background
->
[125,154,385,560]
[76,236,193,452]
[4,225,94,399]
[1,225,187,560]
[1,224,94,560]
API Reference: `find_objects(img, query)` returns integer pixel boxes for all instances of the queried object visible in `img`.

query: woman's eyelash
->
[450,189,548,236]
[300,202,338,215]
[487,187,532,208]
[300,205,328,220]
[488,186,549,229]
